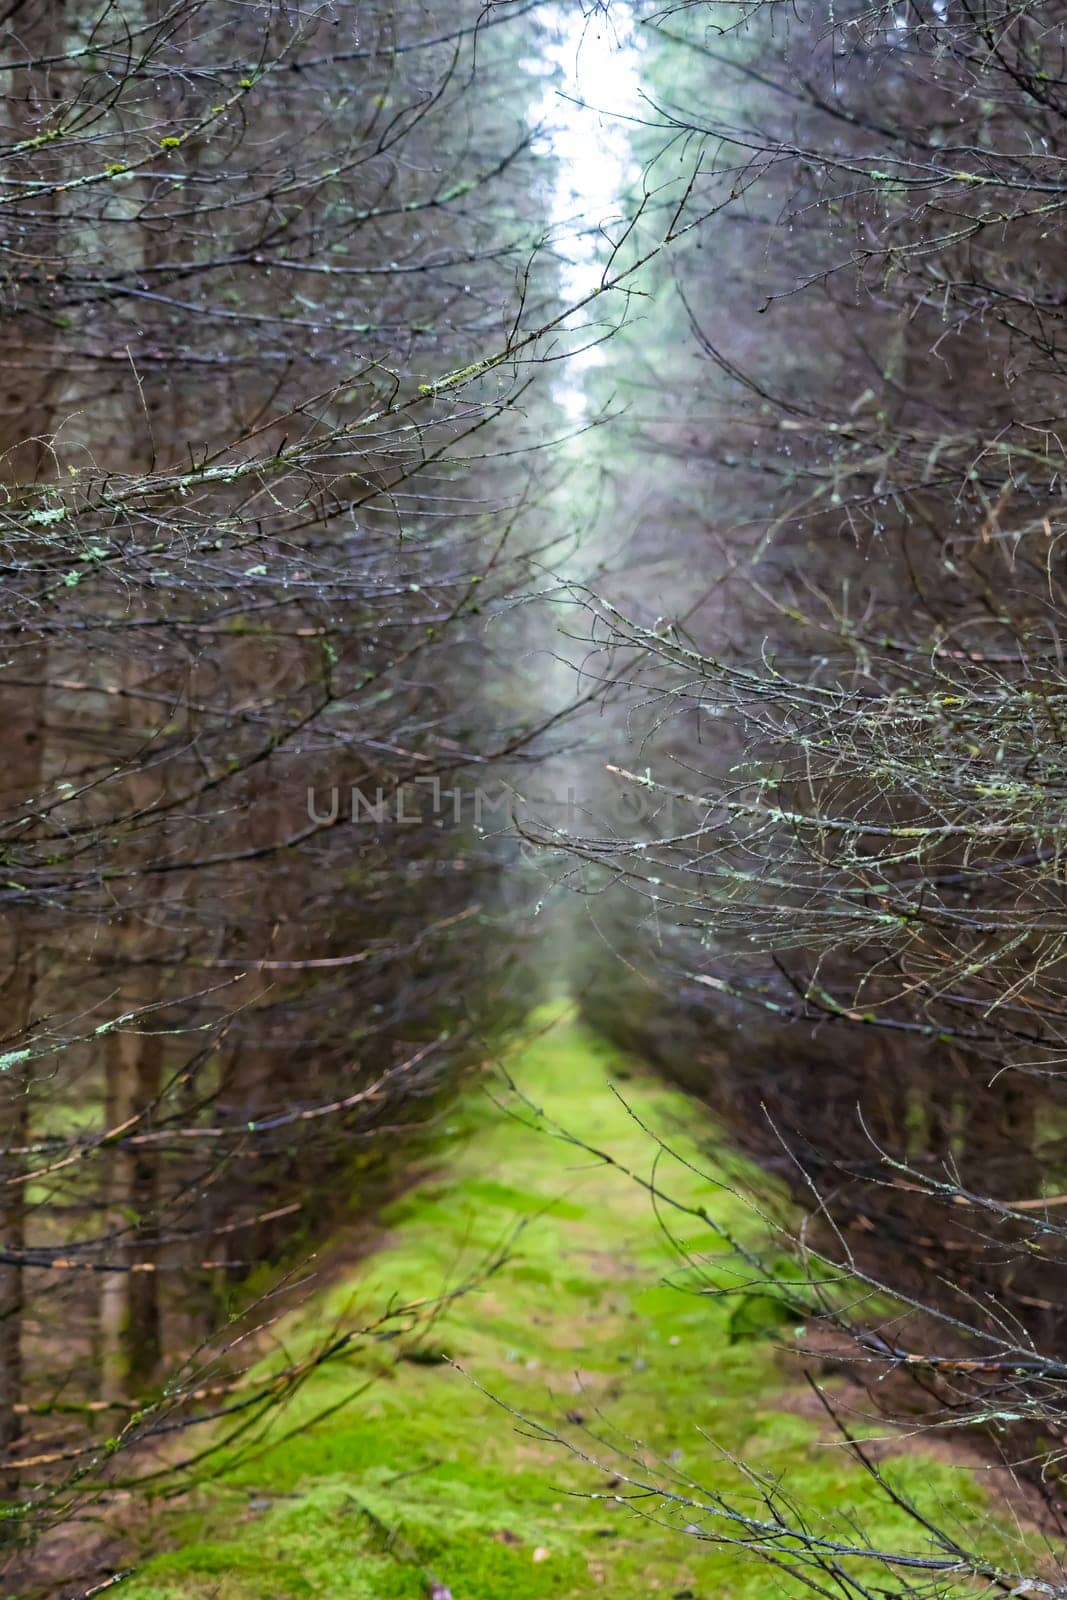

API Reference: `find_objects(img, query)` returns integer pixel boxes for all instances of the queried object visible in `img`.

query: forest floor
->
[117,1005,1034,1599]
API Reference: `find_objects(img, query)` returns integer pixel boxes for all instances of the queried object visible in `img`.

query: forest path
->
[123,1008,1011,1600]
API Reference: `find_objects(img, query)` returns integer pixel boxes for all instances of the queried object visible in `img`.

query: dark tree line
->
[0,0,590,1577]
[560,0,1067,1592]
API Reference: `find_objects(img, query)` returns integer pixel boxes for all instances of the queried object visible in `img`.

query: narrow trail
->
[124,1010,1016,1599]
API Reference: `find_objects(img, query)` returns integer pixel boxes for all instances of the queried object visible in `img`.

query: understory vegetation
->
[112,1012,1037,1600]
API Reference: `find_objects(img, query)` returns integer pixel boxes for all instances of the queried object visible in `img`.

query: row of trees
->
[0,0,598,1582]
[564,0,1067,1592]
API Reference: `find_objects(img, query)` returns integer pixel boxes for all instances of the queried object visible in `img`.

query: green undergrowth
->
[122,1006,1029,1599]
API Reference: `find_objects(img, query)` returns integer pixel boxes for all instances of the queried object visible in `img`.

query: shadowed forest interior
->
[1,2,1067,1596]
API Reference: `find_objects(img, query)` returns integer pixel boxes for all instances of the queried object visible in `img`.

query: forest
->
[1,0,1066,1596]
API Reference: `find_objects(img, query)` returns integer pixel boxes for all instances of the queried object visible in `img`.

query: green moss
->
[121,1007,1031,1599]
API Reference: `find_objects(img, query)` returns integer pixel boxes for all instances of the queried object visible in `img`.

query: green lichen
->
[121,1011,1027,1599]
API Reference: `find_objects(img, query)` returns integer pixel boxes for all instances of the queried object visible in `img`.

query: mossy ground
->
[122,1007,1025,1599]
